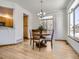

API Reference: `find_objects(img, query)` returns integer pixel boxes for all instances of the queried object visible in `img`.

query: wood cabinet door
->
[0,16,5,22]
[5,18,13,27]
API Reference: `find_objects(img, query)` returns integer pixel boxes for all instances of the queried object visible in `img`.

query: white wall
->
[50,10,67,40]
[53,0,79,40]
[31,15,40,29]
[13,4,39,42]
[0,0,40,45]
[0,0,16,45]
[37,10,67,40]
[55,11,64,40]
[0,0,67,42]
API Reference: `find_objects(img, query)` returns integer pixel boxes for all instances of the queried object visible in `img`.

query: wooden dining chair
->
[50,29,54,48]
[45,29,54,49]
[32,29,41,50]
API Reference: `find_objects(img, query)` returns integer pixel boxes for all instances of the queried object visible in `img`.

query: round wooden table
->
[34,33,50,47]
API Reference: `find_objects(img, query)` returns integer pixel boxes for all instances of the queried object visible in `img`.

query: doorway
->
[23,14,28,39]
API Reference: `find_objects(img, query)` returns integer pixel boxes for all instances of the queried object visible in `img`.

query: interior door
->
[23,15,28,39]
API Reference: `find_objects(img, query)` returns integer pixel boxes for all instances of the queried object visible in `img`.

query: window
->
[68,4,79,41]
[74,5,79,39]
[40,19,54,34]
[69,11,74,37]
[42,19,53,31]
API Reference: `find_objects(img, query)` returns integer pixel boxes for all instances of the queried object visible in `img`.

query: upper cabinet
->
[0,6,13,27]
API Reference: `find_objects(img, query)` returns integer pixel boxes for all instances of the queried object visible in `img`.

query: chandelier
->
[37,0,46,18]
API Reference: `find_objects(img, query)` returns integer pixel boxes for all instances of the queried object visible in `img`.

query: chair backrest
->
[41,30,47,34]
[32,29,40,40]
[51,29,54,40]
[29,30,32,39]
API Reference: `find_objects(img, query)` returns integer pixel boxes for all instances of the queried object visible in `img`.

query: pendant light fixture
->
[37,0,46,18]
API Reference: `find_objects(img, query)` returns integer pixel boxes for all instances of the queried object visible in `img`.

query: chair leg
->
[33,39,34,50]
[51,40,53,49]
[30,38,32,45]
[39,40,40,51]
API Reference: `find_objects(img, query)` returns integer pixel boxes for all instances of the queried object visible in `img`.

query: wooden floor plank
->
[0,40,79,59]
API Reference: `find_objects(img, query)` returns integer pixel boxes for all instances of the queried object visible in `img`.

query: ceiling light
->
[37,0,46,18]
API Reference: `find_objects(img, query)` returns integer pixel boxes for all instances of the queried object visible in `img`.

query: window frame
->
[68,4,79,41]
[68,9,74,37]
[74,4,79,39]
[41,19,54,31]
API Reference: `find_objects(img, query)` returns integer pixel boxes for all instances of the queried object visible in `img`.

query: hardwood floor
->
[0,40,79,59]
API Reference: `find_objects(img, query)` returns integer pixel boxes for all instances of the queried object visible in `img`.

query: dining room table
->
[34,30,51,47]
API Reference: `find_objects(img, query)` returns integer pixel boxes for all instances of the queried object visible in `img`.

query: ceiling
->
[7,0,72,15]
